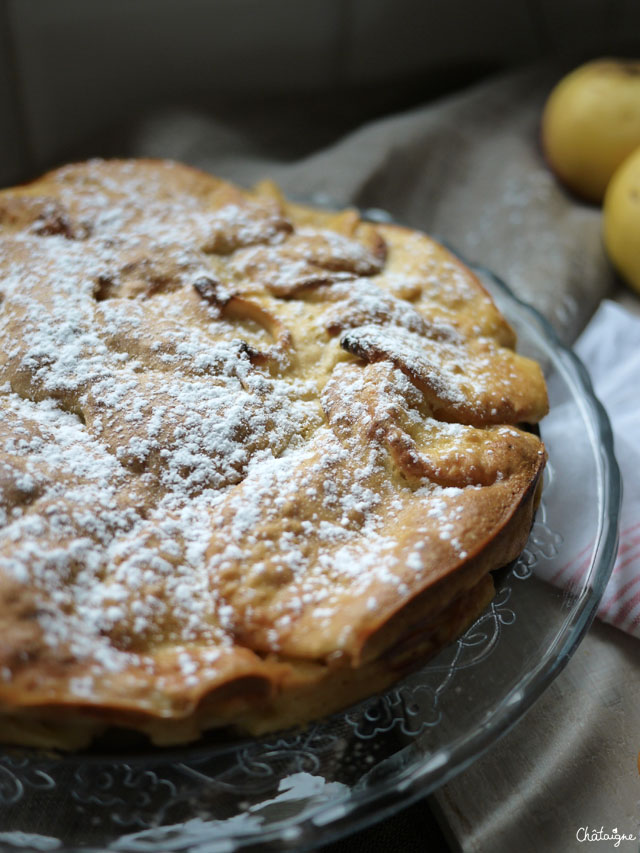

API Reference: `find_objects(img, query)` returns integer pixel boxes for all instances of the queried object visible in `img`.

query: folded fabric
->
[536,300,640,638]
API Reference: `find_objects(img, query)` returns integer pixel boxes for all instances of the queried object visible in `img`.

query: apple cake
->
[0,159,548,749]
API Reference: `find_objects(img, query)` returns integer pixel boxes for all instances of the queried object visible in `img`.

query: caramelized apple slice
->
[340,323,548,426]
[230,228,386,297]
[193,277,293,369]
[323,361,546,488]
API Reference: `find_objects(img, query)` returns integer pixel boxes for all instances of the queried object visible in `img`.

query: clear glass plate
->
[0,260,620,853]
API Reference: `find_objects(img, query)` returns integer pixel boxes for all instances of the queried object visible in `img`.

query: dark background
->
[2,0,640,188]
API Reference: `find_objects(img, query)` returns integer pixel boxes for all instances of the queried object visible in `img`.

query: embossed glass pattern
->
[0,261,620,853]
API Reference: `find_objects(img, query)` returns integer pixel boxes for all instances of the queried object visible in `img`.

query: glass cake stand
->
[0,258,620,853]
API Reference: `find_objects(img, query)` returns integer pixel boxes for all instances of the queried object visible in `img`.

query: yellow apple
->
[542,59,640,203]
[603,145,640,293]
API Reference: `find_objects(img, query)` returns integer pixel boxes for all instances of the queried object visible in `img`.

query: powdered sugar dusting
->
[0,159,546,713]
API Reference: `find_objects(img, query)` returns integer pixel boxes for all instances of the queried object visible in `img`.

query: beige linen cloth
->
[129,64,638,852]
[131,64,613,345]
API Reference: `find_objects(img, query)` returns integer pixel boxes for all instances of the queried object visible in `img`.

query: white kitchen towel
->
[538,300,640,638]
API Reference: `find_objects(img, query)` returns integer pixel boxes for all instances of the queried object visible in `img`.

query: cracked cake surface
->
[0,159,548,749]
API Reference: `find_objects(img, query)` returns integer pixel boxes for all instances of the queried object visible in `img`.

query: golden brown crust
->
[0,159,548,748]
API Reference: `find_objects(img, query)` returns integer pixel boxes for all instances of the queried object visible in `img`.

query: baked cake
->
[0,160,548,749]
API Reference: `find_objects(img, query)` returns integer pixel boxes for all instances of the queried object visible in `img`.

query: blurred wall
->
[1,0,640,185]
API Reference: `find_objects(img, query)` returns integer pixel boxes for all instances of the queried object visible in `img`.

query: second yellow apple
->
[603,146,640,294]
